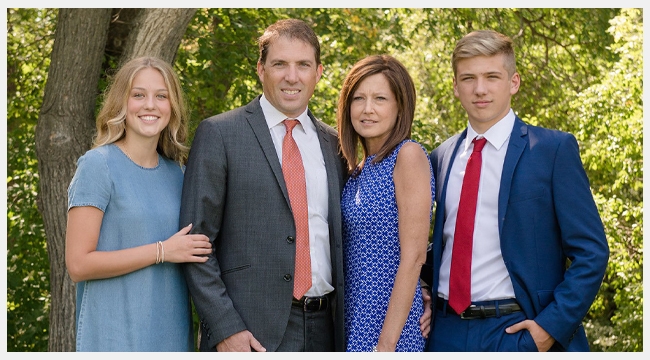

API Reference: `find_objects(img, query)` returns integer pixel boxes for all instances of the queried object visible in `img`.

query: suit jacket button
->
[287,236,295,243]
[283,274,292,282]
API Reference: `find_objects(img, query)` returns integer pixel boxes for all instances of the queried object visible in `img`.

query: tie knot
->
[472,137,487,152]
[284,119,300,132]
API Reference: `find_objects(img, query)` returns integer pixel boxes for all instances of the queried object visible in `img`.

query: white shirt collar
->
[260,94,312,134]
[464,109,516,152]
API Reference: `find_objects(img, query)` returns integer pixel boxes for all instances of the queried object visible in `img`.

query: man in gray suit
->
[180,18,346,352]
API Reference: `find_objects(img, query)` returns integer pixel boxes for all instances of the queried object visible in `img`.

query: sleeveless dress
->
[342,139,434,352]
[67,144,193,351]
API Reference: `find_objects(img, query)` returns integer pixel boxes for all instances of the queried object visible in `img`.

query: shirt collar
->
[464,109,516,152]
[260,94,312,133]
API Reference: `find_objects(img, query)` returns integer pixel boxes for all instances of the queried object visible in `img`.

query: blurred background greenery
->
[5,8,643,351]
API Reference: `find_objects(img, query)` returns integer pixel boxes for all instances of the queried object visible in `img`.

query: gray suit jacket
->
[180,95,346,351]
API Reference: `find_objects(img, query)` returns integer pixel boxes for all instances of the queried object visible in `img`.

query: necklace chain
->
[119,143,158,168]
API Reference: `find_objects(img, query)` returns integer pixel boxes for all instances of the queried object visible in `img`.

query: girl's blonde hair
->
[93,56,189,164]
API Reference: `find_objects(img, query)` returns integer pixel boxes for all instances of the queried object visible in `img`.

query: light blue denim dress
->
[68,144,193,351]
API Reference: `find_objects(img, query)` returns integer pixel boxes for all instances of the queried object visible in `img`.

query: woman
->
[65,56,212,351]
[337,54,434,352]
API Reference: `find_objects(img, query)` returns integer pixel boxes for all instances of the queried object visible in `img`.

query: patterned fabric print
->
[342,139,433,352]
[282,119,312,298]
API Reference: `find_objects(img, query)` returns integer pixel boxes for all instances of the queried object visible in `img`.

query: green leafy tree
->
[5,8,642,351]
[568,8,643,352]
[399,8,619,149]
[6,8,56,351]
[176,8,414,141]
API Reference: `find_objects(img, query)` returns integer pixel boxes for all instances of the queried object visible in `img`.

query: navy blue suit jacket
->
[423,116,609,351]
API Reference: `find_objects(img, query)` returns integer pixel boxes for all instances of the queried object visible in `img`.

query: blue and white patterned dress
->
[342,139,434,352]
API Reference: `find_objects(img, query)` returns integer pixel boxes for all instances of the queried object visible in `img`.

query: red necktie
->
[448,137,487,314]
[282,119,312,299]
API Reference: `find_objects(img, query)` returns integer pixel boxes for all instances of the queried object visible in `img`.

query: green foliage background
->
[6,8,55,351]
[6,8,643,351]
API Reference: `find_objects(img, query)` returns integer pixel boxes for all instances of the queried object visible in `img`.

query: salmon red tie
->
[448,137,487,314]
[282,119,312,299]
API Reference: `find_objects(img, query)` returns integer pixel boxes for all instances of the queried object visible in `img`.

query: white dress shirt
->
[438,109,517,301]
[260,95,334,297]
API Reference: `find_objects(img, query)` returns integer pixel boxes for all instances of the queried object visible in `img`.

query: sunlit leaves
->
[6,8,642,352]
[6,7,55,352]
[568,9,643,351]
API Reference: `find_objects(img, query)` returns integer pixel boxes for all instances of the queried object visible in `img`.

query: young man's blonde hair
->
[452,30,517,77]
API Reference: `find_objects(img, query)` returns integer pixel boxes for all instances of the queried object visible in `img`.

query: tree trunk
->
[36,7,197,351]
[121,8,197,64]
[105,9,143,58]
[35,8,113,352]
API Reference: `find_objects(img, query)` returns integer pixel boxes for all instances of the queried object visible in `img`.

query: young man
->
[422,29,609,351]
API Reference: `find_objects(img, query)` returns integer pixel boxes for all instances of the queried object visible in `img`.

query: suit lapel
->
[310,112,345,291]
[430,130,466,289]
[309,111,341,225]
[245,99,339,212]
[433,130,466,251]
[498,117,528,235]
[245,97,291,206]
[439,130,467,214]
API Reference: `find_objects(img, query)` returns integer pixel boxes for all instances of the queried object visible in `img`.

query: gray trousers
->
[276,305,334,351]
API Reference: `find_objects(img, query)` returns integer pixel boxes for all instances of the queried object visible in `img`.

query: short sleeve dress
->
[342,139,434,352]
[67,144,193,352]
